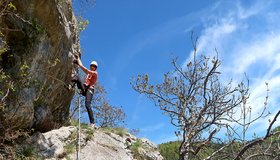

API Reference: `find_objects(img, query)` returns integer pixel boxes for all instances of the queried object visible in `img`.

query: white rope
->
[76,96,81,160]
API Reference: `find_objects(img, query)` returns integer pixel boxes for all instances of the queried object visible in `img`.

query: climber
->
[71,57,98,128]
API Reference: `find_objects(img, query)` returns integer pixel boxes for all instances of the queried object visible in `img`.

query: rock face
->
[0,0,78,131]
[29,126,163,160]
[28,126,77,158]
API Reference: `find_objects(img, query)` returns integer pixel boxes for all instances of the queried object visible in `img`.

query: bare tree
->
[233,109,280,160]
[132,47,248,159]
[92,83,126,127]
[131,37,280,159]
[95,102,126,128]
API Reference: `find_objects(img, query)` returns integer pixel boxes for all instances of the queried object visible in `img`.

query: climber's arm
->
[79,65,97,75]
[76,58,97,75]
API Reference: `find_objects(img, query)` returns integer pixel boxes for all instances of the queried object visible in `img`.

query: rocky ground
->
[27,126,163,160]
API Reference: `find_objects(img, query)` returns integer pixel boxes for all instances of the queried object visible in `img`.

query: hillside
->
[20,125,163,160]
[159,126,280,160]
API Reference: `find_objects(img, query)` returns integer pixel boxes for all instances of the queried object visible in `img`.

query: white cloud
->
[181,0,280,139]
[236,0,269,19]
[230,34,280,75]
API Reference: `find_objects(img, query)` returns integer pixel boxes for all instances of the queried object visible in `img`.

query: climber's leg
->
[71,75,86,94]
[85,88,95,124]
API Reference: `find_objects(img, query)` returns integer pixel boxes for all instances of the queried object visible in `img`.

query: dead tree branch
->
[234,110,280,160]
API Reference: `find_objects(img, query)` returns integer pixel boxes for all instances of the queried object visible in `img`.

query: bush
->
[85,127,94,141]
[64,143,76,154]
[131,139,145,160]
[16,145,38,159]
[159,141,180,160]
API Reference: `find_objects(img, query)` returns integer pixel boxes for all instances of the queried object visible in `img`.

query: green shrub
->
[64,143,76,154]
[85,127,94,141]
[70,119,79,126]
[16,145,38,159]
[131,139,145,160]
[69,119,95,141]
[159,141,180,160]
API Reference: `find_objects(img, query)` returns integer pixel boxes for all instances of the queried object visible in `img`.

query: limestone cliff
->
[0,0,78,131]
[27,126,163,160]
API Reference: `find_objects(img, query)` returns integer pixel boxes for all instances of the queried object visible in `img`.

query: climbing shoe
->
[89,123,98,129]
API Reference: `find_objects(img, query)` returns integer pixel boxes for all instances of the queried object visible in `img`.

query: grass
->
[64,143,76,154]
[70,119,79,126]
[70,119,95,141]
[101,127,127,137]
[85,127,95,141]
[130,139,146,160]
[57,142,76,159]
[16,145,40,160]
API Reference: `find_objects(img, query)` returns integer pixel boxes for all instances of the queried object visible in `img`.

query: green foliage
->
[85,127,94,141]
[80,122,95,140]
[130,139,146,160]
[0,2,8,58]
[0,61,33,95]
[17,62,35,89]
[273,126,280,132]
[31,19,45,34]
[19,62,29,77]
[68,130,77,141]
[16,145,38,159]
[69,119,95,140]
[0,69,12,98]
[113,127,127,137]
[77,17,89,33]
[159,141,180,160]
[0,38,8,56]
[7,2,16,11]
[47,58,60,67]
[70,119,79,126]
[158,135,280,160]
[131,139,142,151]
[64,143,76,154]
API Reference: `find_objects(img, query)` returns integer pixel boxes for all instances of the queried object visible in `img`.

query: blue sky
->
[74,0,280,144]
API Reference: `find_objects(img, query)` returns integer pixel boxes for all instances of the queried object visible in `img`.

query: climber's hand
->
[76,58,82,66]
[73,59,78,65]
[74,54,79,59]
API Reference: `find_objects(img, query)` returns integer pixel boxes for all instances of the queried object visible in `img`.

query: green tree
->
[159,141,180,160]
